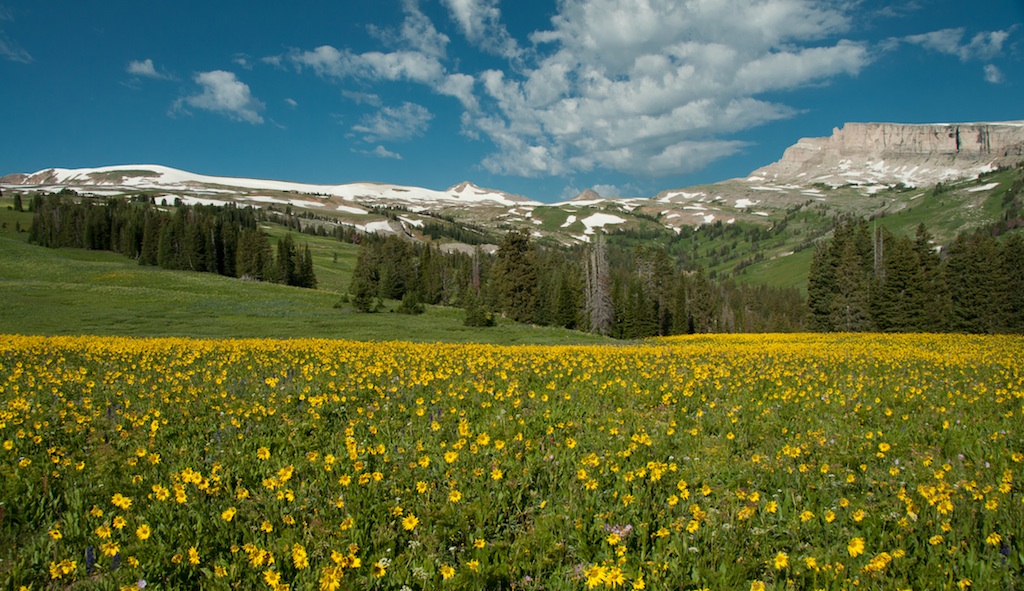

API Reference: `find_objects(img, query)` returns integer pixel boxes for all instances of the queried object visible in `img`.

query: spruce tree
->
[276,233,297,286]
[807,242,836,331]
[493,229,539,324]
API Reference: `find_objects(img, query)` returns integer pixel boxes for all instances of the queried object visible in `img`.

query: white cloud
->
[398,0,449,59]
[903,27,1010,62]
[285,97,298,107]
[279,0,874,179]
[984,64,1004,84]
[469,0,867,177]
[177,70,265,124]
[352,102,433,142]
[127,58,170,79]
[371,145,403,159]
[342,90,383,106]
[289,45,445,86]
[437,73,478,110]
[0,8,31,63]
[440,0,520,58]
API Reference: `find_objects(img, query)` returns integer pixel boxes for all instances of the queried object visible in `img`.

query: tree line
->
[27,193,316,288]
[807,218,1024,333]
[349,229,807,336]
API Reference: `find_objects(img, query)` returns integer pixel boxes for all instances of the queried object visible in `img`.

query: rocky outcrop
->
[752,121,1024,188]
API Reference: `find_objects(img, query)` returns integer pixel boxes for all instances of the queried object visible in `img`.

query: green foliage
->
[25,195,318,289]
[396,291,425,315]
[462,292,495,327]
[494,229,540,324]
[807,218,1024,333]
[0,234,612,344]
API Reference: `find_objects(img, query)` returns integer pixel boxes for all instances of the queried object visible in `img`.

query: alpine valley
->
[4,120,1024,289]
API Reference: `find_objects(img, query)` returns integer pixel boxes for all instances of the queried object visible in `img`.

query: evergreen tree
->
[687,266,719,333]
[1001,233,1024,332]
[493,229,539,324]
[236,228,274,281]
[295,244,317,289]
[139,211,162,266]
[913,224,948,332]
[276,233,297,285]
[872,232,924,332]
[377,235,415,299]
[829,239,873,331]
[947,233,1001,333]
[806,242,835,331]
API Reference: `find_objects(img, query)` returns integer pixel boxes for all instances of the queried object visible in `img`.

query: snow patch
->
[968,182,1000,192]
[176,195,231,207]
[734,198,759,209]
[581,213,626,235]
[560,215,577,228]
[362,220,396,234]
[660,191,705,201]
[336,205,368,215]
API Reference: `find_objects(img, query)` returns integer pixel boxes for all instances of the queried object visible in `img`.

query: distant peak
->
[572,188,603,201]
[448,181,480,193]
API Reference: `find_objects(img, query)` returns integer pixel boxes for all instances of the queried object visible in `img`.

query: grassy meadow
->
[0,229,608,345]
[1,333,1021,590]
[1,197,1022,590]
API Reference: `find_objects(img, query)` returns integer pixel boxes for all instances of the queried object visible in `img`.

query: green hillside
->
[2,160,1020,339]
[0,214,609,344]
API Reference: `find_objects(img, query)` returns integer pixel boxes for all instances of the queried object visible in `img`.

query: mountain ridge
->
[4,120,1023,251]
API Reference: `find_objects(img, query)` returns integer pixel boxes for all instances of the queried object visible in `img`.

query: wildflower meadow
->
[1,333,1021,590]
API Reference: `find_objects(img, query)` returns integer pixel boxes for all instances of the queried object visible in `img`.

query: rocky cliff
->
[752,121,1024,189]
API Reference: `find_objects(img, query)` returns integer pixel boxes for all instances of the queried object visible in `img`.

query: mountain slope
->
[4,121,1023,288]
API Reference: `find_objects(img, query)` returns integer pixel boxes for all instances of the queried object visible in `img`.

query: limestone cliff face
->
[752,121,1024,188]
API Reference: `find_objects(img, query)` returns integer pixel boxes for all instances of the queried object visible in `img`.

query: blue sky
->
[1,0,1021,202]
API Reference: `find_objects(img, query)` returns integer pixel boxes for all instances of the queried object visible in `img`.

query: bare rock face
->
[752,121,1024,188]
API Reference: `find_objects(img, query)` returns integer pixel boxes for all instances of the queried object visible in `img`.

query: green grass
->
[0,234,611,344]
[734,248,815,292]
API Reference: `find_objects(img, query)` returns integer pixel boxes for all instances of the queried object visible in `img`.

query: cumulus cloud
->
[470,0,867,177]
[281,0,874,179]
[175,70,265,124]
[440,0,520,59]
[289,45,445,85]
[352,102,433,142]
[395,0,448,58]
